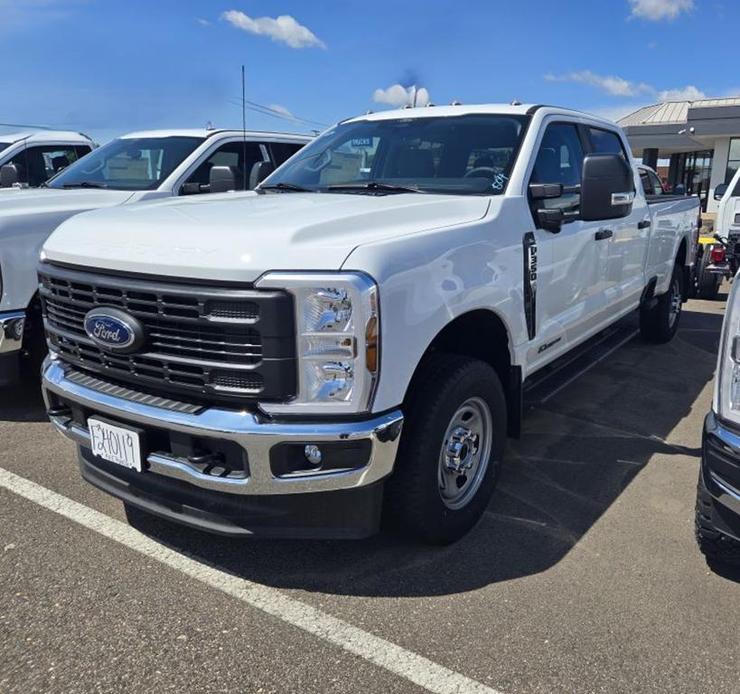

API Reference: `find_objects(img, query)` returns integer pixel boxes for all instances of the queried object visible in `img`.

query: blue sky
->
[0,0,736,143]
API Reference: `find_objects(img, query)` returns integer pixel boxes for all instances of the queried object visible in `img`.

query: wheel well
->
[404,310,521,437]
[677,237,687,266]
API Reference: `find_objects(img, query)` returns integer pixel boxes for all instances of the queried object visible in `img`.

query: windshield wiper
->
[258,182,313,193]
[326,181,423,195]
[62,181,107,189]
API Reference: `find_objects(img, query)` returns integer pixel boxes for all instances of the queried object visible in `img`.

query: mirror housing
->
[250,161,274,189]
[580,154,634,221]
[0,163,19,188]
[209,165,237,194]
[529,182,563,200]
[714,183,729,201]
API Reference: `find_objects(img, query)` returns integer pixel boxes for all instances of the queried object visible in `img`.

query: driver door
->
[525,121,610,370]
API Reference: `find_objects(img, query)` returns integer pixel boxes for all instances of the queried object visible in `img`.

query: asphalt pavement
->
[0,292,738,694]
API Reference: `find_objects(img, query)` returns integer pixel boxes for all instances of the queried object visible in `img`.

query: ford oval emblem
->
[84,307,145,353]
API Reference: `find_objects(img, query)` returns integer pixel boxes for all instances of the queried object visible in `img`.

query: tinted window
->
[265,115,528,195]
[9,145,81,186]
[270,142,305,166]
[648,170,664,195]
[182,142,264,192]
[588,127,627,158]
[640,171,653,196]
[530,123,585,212]
[48,136,203,190]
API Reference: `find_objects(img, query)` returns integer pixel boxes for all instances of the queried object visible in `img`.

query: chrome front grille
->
[39,264,296,405]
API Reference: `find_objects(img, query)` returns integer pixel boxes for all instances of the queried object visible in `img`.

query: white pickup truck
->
[40,104,700,543]
[0,128,309,381]
[0,130,95,188]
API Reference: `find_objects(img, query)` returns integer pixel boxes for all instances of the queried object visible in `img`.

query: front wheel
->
[639,265,683,344]
[384,354,507,544]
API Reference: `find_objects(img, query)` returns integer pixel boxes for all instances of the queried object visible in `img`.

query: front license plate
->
[88,418,144,472]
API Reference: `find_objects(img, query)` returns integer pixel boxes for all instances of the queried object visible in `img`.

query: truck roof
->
[0,130,94,145]
[344,103,620,128]
[118,128,313,142]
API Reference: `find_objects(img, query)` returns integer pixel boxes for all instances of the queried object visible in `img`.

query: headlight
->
[255,272,379,414]
[715,278,740,424]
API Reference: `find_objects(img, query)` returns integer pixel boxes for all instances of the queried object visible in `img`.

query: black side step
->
[523,317,638,409]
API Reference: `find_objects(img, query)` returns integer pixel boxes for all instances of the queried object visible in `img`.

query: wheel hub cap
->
[438,397,494,510]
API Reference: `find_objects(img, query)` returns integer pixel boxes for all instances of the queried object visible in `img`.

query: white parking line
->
[0,467,502,694]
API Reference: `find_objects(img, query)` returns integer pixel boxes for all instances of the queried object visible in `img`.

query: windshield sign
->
[264,114,528,196]
[48,136,204,191]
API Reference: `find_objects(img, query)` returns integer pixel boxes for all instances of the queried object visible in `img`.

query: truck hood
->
[0,187,134,216]
[43,192,490,282]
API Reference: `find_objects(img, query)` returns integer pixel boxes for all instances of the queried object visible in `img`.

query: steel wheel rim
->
[438,396,493,510]
[668,276,681,328]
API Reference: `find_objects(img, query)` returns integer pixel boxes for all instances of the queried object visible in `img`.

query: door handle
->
[594,229,613,241]
[637,219,651,229]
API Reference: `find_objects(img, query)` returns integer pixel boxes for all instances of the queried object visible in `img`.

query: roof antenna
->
[241,64,247,191]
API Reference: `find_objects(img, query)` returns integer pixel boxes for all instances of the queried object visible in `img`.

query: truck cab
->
[0,128,310,383]
[0,131,95,188]
[39,104,699,543]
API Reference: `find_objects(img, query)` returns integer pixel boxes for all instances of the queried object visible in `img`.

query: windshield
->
[47,136,204,191]
[0,142,10,157]
[264,114,528,195]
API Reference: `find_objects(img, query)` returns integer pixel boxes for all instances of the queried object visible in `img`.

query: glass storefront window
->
[725,138,740,184]
[670,150,713,211]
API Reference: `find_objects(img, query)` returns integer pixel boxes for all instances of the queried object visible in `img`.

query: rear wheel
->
[384,354,507,545]
[697,249,721,300]
[640,264,683,344]
[695,471,740,566]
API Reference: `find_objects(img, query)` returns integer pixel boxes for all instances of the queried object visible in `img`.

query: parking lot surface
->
[1,294,738,694]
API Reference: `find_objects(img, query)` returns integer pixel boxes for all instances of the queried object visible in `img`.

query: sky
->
[0,0,737,143]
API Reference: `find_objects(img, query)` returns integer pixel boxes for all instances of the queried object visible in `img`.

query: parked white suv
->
[0,131,95,188]
[40,104,699,543]
[0,128,309,382]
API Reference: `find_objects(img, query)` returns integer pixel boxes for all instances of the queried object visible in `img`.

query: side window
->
[182,142,264,193]
[648,170,664,195]
[270,142,304,167]
[588,128,628,159]
[530,123,585,213]
[75,145,93,160]
[37,147,80,179]
[640,171,654,196]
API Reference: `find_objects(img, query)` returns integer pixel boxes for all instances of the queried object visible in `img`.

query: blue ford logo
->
[84,308,145,353]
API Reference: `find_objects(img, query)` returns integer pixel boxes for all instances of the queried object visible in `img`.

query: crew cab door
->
[525,121,611,369]
[585,127,646,315]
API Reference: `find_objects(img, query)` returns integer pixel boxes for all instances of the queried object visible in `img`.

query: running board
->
[523,320,638,409]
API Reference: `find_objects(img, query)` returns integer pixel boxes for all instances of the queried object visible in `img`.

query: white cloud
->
[196,18,210,26]
[373,84,431,107]
[628,0,694,21]
[544,70,652,97]
[268,104,295,119]
[657,85,706,101]
[221,10,325,49]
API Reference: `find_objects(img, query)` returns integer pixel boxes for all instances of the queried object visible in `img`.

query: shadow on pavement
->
[0,376,47,423]
[124,304,724,597]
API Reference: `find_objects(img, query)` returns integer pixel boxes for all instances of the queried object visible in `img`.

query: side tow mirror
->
[580,153,634,221]
[209,165,237,194]
[250,161,274,189]
[0,163,19,188]
[714,183,729,201]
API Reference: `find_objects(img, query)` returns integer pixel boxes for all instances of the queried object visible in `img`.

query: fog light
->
[304,444,323,466]
[8,318,24,341]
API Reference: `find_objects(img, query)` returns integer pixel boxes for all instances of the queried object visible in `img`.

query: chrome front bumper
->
[42,358,404,497]
[0,310,25,355]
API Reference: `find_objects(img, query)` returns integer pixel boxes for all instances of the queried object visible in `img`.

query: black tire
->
[697,250,721,300]
[18,312,47,384]
[698,275,721,300]
[639,264,683,344]
[695,471,740,566]
[384,354,507,545]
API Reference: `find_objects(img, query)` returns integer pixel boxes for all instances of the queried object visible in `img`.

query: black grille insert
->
[40,264,296,405]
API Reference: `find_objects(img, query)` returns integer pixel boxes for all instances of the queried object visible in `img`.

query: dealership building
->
[618,96,740,214]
